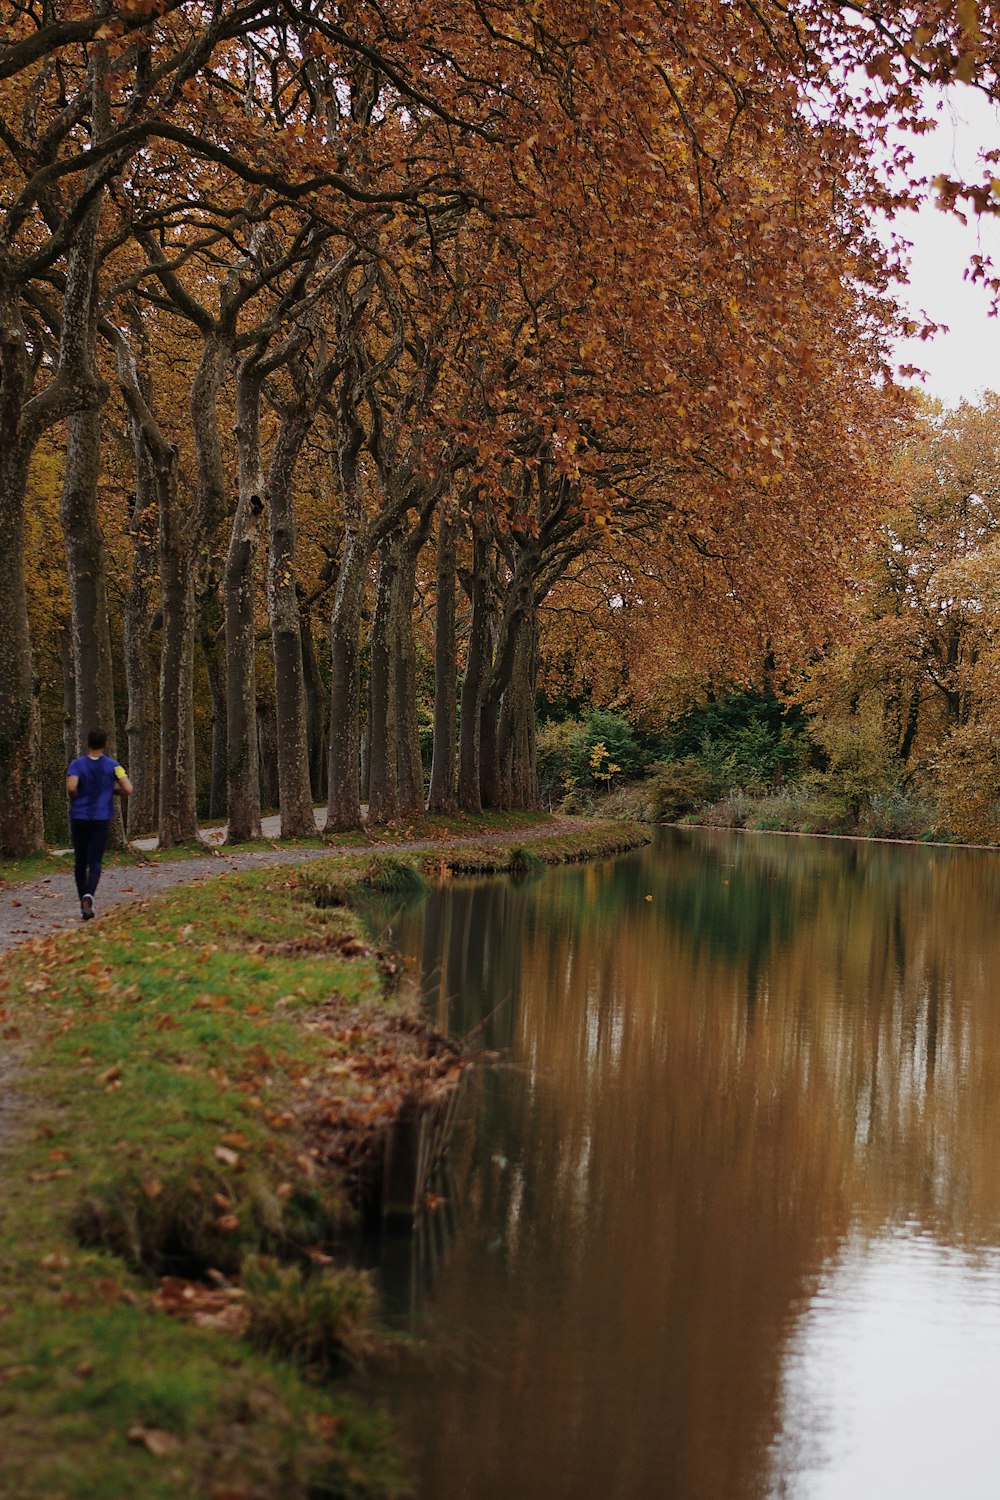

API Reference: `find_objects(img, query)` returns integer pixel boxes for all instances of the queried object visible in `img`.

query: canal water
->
[372,827,1000,1500]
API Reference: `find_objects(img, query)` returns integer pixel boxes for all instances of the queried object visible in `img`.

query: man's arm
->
[66,774,79,799]
[114,766,134,797]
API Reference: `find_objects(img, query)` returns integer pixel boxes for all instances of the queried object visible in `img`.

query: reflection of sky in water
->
[771,1230,1000,1500]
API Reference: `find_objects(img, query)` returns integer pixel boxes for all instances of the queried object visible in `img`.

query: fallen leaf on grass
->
[153,1275,247,1333]
[303,1246,334,1265]
[127,1424,180,1457]
[306,1412,343,1439]
[95,1063,121,1086]
[213,1145,241,1169]
[219,1131,250,1150]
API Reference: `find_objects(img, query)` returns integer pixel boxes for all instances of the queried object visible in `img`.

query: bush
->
[662,689,810,790]
[242,1256,378,1374]
[806,715,900,822]
[536,719,585,805]
[649,758,716,820]
[932,721,1000,842]
[572,710,644,782]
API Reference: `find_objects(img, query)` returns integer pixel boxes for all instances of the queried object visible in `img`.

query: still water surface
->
[374,827,1000,1500]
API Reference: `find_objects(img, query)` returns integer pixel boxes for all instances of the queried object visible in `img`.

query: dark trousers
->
[71,818,110,900]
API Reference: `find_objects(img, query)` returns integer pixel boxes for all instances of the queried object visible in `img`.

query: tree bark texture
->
[225,364,265,842]
[59,623,76,772]
[497,608,541,809]
[198,572,227,821]
[267,412,316,836]
[325,526,368,830]
[62,405,117,749]
[367,529,400,825]
[157,467,199,845]
[0,302,44,855]
[394,502,434,817]
[458,519,492,815]
[122,416,159,836]
[428,507,458,814]
[257,704,280,811]
[301,611,328,802]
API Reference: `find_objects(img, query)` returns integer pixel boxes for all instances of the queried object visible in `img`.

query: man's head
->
[87,729,108,752]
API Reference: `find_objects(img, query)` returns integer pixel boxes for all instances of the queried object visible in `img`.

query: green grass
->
[0,818,648,1498]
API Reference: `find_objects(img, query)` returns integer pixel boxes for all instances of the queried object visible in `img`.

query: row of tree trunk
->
[60,476,547,846]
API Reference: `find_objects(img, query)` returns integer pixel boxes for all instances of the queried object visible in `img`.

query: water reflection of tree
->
[390,832,1000,1500]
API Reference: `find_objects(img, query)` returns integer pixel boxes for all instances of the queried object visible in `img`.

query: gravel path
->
[0,817,585,957]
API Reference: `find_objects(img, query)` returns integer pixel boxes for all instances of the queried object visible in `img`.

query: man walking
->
[66,729,133,920]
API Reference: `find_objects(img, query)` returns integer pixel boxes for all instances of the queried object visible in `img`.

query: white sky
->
[890,87,1000,406]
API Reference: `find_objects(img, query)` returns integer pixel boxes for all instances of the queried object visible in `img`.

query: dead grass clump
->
[242,1255,378,1374]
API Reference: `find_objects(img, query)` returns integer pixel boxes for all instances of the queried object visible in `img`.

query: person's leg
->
[84,819,110,898]
[70,819,90,903]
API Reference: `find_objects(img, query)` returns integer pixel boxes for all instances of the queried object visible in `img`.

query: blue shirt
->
[67,754,123,822]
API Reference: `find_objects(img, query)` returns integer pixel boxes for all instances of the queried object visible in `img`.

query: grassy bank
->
[0,819,647,1500]
[587,777,972,845]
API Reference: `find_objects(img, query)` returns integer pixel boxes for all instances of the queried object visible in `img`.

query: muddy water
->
[375,828,1000,1500]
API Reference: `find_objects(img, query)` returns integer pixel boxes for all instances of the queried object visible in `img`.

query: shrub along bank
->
[541,692,972,844]
[0,819,648,1500]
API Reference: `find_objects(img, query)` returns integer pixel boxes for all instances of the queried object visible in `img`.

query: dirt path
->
[0,821,585,956]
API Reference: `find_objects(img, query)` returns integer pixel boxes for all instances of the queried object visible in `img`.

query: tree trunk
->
[0,408,43,855]
[109,324,196,844]
[267,414,316,836]
[395,504,434,817]
[61,401,128,847]
[498,609,541,809]
[223,493,263,840]
[157,463,199,845]
[327,535,370,830]
[257,703,279,810]
[198,571,227,821]
[122,424,159,836]
[428,506,458,815]
[224,362,264,843]
[62,404,117,750]
[898,681,921,765]
[458,519,492,814]
[301,611,328,803]
[327,393,370,834]
[59,623,76,772]
[367,529,400,825]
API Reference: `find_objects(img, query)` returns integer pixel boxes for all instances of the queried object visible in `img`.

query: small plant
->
[508,844,544,876]
[588,741,621,786]
[358,856,428,896]
[242,1256,378,1374]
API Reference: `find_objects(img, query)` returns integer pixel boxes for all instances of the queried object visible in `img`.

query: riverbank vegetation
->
[0,822,646,1498]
